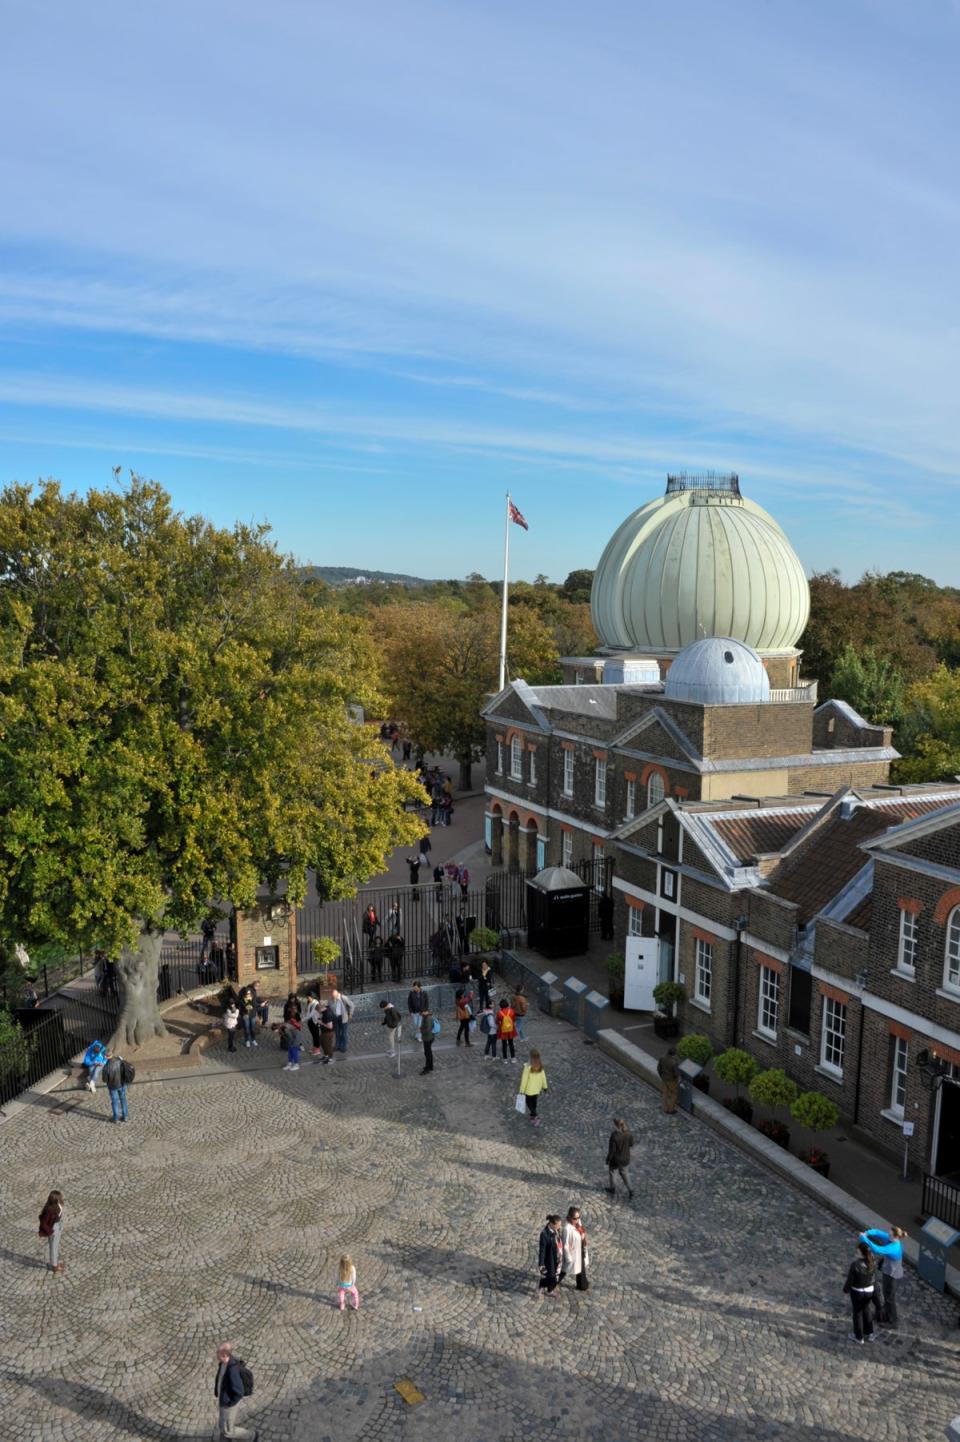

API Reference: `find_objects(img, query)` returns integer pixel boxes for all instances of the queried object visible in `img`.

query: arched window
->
[945,906,960,992]
[646,771,665,809]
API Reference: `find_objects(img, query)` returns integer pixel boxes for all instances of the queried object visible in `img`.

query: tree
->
[376,599,560,789]
[0,478,423,1046]
[895,665,960,783]
[559,569,595,605]
[829,644,905,726]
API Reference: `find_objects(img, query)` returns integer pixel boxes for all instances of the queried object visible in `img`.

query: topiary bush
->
[310,937,340,969]
[791,1090,839,1134]
[677,1033,713,1068]
[714,1047,758,1096]
[470,927,500,954]
[652,980,686,1017]
[605,953,625,981]
[749,1068,798,1114]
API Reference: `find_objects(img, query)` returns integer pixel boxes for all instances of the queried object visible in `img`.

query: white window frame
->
[890,1034,907,1117]
[820,995,847,1076]
[528,749,537,786]
[627,907,643,937]
[592,842,606,893]
[496,740,503,774]
[694,938,712,1008]
[625,777,636,820]
[575,668,584,685]
[594,758,606,808]
[562,749,574,797]
[944,906,960,993]
[646,772,665,809]
[561,830,573,869]
[897,907,918,976]
[757,965,780,1039]
[509,734,523,780]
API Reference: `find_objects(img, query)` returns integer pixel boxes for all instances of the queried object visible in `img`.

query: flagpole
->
[499,492,511,691]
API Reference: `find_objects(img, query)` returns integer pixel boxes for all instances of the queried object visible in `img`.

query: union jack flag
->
[508,500,528,530]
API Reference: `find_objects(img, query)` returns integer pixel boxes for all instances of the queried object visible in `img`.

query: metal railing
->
[769,682,819,704]
[666,472,740,497]
[921,1172,960,1231]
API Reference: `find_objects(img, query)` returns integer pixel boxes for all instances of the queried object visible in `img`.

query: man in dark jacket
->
[538,1216,563,1296]
[214,1341,257,1439]
[407,981,428,1035]
[843,1242,877,1344]
[657,1047,679,1114]
[605,1117,634,1198]
[102,1053,134,1123]
[380,1000,402,1057]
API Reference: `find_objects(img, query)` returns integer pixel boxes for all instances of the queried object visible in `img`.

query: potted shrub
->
[677,1033,713,1093]
[791,1090,840,1178]
[714,1047,758,1122]
[470,926,500,957]
[749,1068,798,1149]
[652,980,686,1038]
[310,937,340,989]
[605,953,625,1010]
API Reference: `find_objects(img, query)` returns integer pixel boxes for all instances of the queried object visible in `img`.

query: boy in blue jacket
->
[81,1040,107,1092]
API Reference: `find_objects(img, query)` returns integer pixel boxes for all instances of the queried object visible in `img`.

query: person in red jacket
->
[496,997,517,1062]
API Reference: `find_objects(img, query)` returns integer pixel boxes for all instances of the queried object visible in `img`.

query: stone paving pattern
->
[2,1003,959,1442]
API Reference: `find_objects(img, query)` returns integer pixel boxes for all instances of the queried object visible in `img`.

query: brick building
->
[481,472,960,1177]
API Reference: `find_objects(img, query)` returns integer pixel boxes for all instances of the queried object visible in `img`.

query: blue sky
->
[1,0,958,583]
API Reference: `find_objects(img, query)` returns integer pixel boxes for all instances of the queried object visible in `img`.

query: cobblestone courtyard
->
[2,1006,959,1442]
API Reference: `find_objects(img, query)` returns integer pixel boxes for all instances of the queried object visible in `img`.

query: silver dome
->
[664,636,770,705]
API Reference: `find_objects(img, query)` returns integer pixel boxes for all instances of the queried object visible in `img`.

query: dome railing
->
[768,681,819,704]
[665,472,740,497]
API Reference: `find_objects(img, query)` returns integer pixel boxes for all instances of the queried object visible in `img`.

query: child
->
[282,1017,302,1071]
[479,1003,498,1059]
[337,1254,359,1310]
[496,997,517,1062]
[519,1049,548,1127]
[223,1000,239,1052]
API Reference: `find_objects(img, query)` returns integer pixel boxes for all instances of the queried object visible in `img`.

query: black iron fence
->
[922,1172,960,1232]
[0,990,121,1108]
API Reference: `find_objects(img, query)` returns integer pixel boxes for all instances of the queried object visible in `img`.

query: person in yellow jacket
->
[518,1048,548,1127]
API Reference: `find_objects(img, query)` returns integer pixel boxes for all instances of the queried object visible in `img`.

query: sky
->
[1,0,958,584]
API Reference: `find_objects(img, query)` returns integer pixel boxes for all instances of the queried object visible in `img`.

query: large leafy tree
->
[0,478,422,1045]
[895,665,960,783]
[376,599,560,788]
[829,644,906,727]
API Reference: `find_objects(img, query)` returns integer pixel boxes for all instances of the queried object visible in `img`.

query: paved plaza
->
[2,1005,959,1442]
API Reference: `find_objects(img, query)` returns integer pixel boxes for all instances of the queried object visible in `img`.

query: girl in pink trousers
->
[337,1254,359,1310]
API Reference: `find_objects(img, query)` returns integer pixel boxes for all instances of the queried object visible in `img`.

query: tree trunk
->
[112,930,167,1049]
[458,757,472,791]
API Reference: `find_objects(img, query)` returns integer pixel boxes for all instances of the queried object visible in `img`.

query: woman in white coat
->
[562,1205,590,1292]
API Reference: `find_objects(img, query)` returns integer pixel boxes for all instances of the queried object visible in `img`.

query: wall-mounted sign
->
[263,935,273,947]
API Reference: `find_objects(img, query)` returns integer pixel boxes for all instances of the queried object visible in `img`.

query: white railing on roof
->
[769,681,818,704]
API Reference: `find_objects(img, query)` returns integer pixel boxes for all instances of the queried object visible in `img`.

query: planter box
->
[653,1017,679,1039]
[722,1096,753,1124]
[608,987,625,1011]
[757,1120,791,1150]
[692,1074,710,1096]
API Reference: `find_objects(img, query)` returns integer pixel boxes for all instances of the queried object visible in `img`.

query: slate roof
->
[707,808,820,865]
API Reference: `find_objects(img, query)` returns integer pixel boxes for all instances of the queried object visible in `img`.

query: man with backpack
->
[419,1008,440,1073]
[101,1052,135,1122]
[214,1341,257,1440]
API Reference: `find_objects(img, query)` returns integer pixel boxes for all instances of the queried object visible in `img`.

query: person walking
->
[419,833,432,864]
[562,1206,590,1292]
[337,1254,360,1310]
[597,891,614,941]
[407,981,428,1035]
[843,1240,878,1344]
[518,1049,548,1126]
[420,1008,439,1073]
[496,997,517,1062]
[459,865,470,902]
[214,1342,257,1440]
[317,999,335,1064]
[454,990,473,1047]
[304,994,322,1056]
[511,985,529,1041]
[380,999,402,1056]
[657,1047,679,1114]
[81,1039,107,1092]
[38,1190,65,1274]
[433,863,444,899]
[224,998,240,1051]
[860,1226,906,1330]
[538,1216,563,1297]
[281,1017,302,1071]
[604,1118,634,1198]
[239,988,259,1048]
[102,1052,134,1122]
[330,989,353,1052]
[479,1002,498,1059]
[406,854,421,898]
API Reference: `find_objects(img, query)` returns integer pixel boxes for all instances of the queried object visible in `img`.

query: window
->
[625,778,636,820]
[787,966,812,1035]
[509,734,523,780]
[694,938,712,1006]
[646,771,665,809]
[820,995,847,1075]
[536,834,546,871]
[528,749,537,786]
[757,965,780,1038]
[562,749,574,796]
[897,907,918,975]
[945,906,960,991]
[575,668,584,685]
[561,830,573,869]
[594,758,606,807]
[592,842,605,893]
[496,740,503,774]
[890,1035,908,1117]
[628,906,643,936]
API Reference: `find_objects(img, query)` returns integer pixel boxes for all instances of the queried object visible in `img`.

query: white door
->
[624,936,660,1011]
